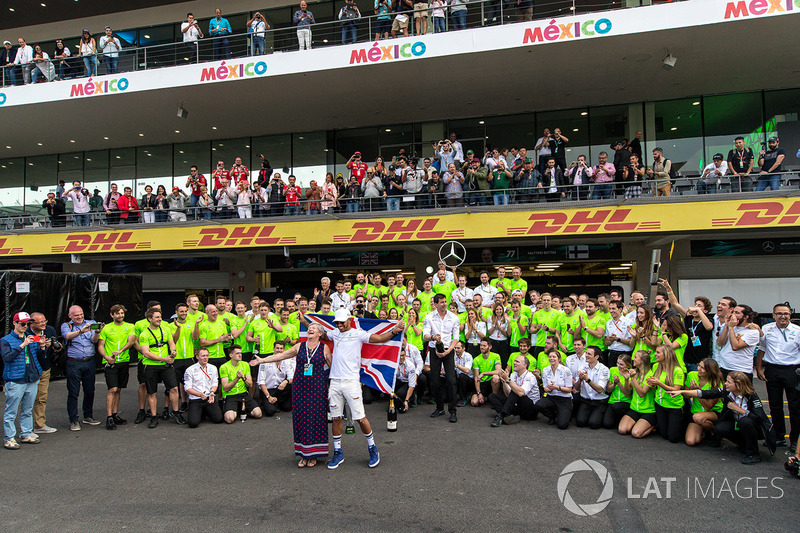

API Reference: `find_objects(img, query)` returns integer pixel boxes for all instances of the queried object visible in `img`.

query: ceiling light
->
[670,127,677,131]
[535,268,556,272]
[6,145,11,149]
[608,266,630,270]
[9,8,15,12]
[37,142,42,146]
[580,111,588,116]
[174,130,180,133]
[212,126,217,130]
[323,39,328,43]
[103,136,109,140]
[40,2,46,6]
[86,158,91,161]
[573,128,578,132]
[138,133,144,136]
[620,263,633,266]
[143,34,150,39]
[70,139,75,143]
[179,150,184,154]
[385,129,391,132]
[115,155,120,159]
[662,50,677,70]
[479,120,485,125]
[692,101,700,106]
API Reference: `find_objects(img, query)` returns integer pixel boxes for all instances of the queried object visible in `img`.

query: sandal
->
[307,459,317,468]
[297,459,308,468]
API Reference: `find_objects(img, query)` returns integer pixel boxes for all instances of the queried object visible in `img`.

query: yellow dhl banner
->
[1,197,798,257]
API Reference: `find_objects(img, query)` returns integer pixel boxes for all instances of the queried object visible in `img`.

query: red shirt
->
[212,169,229,190]
[230,164,250,184]
[347,160,368,183]
[188,174,207,195]
[117,194,139,219]
[284,185,301,206]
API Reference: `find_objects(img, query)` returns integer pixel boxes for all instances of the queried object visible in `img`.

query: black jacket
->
[697,387,777,455]
[42,197,66,217]
[1,46,16,66]
[25,324,63,372]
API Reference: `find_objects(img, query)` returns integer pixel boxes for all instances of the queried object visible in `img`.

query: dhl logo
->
[334,219,464,243]
[711,200,800,227]
[52,232,151,253]
[507,208,658,235]
[182,226,296,248]
[0,237,23,255]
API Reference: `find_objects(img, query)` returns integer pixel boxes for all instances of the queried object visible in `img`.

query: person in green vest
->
[602,353,633,430]
[470,338,502,407]
[490,266,510,297]
[276,309,299,347]
[472,294,492,321]
[137,308,183,429]
[507,337,536,375]
[220,345,262,423]
[288,297,309,330]
[618,350,656,439]
[683,357,724,446]
[530,292,561,356]
[557,297,582,355]
[417,279,435,317]
[194,304,231,370]
[596,293,612,322]
[133,300,164,425]
[406,308,424,353]
[536,335,567,374]
[646,344,686,443]
[505,267,528,303]
[658,314,689,373]
[171,302,198,413]
[98,304,136,430]
[351,272,369,298]
[579,298,608,360]
[432,269,456,307]
[246,301,284,358]
[630,304,659,364]
[510,289,532,321]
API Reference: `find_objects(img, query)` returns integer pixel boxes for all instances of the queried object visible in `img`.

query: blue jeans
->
[202,210,212,220]
[4,380,39,441]
[2,64,16,86]
[285,206,299,216]
[697,181,717,194]
[308,208,320,215]
[74,213,90,226]
[592,183,613,199]
[31,66,48,83]
[105,56,119,74]
[342,23,358,44]
[755,173,781,191]
[83,55,98,77]
[65,358,96,423]
[492,192,509,206]
[387,197,401,211]
[252,37,265,56]
[214,37,231,60]
[450,10,466,30]
[433,17,446,33]
[346,200,360,212]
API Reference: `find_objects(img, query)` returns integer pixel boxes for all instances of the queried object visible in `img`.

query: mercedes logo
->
[438,240,466,268]
[762,241,776,253]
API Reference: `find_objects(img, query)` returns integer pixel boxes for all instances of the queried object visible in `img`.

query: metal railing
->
[4,170,797,230]
[0,0,674,86]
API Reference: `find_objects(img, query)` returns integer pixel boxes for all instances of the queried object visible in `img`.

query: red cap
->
[13,312,33,323]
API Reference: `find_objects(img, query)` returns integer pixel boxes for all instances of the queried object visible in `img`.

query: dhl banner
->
[1,198,799,257]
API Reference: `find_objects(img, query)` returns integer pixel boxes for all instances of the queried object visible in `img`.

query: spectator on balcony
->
[489,159,512,206]
[450,0,468,30]
[443,163,465,208]
[103,183,121,224]
[117,187,140,224]
[647,147,672,197]
[727,136,754,193]
[52,40,72,80]
[247,12,269,56]
[515,157,539,204]
[266,172,285,216]
[424,169,443,208]
[42,193,66,228]
[387,158,406,211]
[13,38,33,84]
[1,40,16,86]
[185,165,207,219]
[565,155,592,201]
[335,174,347,211]
[236,181,253,219]
[629,130,643,160]
[215,178,236,219]
[230,157,249,185]
[294,1,316,51]
[465,157,489,206]
[197,186,214,220]
[403,158,424,206]
[613,139,631,197]
[483,147,504,174]
[79,30,98,77]
[430,0,446,33]
[140,185,157,224]
[347,152,368,184]
[181,13,204,63]
[361,169,384,212]
[63,181,92,226]
[251,181,268,217]
[98,26,122,75]
[433,140,456,174]
[534,128,553,176]
[517,0,533,21]
[168,186,188,222]
[757,137,785,192]
[413,1,429,37]
[623,153,645,199]
[305,180,322,215]
[540,158,565,202]
[344,175,362,212]
[154,185,169,222]
[551,129,569,172]
[321,173,339,214]
[256,155,273,187]
[89,189,103,212]
[392,0,414,38]
[374,0,393,40]
[698,153,728,194]
[339,0,361,45]
[209,8,233,60]
[211,160,229,195]
[591,152,615,200]
[31,45,55,83]
[284,175,302,215]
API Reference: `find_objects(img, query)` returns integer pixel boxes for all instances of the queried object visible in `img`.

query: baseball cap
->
[354,151,361,155]
[768,136,779,142]
[3,41,11,46]
[13,312,33,323]
[524,157,533,163]
[172,186,180,191]
[466,149,474,154]
[472,157,481,163]
[333,308,351,323]
[512,289,523,296]
[712,153,724,160]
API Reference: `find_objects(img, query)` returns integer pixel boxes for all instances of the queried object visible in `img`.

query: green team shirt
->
[671,334,689,373]
[597,310,612,322]
[248,317,278,355]
[171,320,196,359]
[417,292,434,316]
[490,278,511,293]
[519,304,533,321]
[505,278,528,298]
[472,352,502,382]
[288,311,302,330]
[478,306,492,321]
[371,285,388,299]
[99,321,135,363]
[406,323,424,351]
[686,371,723,414]
[186,310,207,350]
[630,369,657,413]
[608,366,631,404]
[138,326,170,366]
[458,312,469,342]
[508,315,529,347]
[532,308,560,347]
[632,324,657,363]
[277,321,299,345]
[582,314,608,350]
[432,281,457,306]
[199,319,229,359]
[652,364,685,409]
[219,359,251,397]
[558,313,582,352]
[387,286,404,310]
[507,351,537,371]
[536,350,567,373]
[228,315,252,352]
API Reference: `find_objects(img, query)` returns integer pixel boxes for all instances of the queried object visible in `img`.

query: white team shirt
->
[452,286,474,313]
[604,316,633,352]
[717,325,760,373]
[473,283,498,305]
[257,359,296,389]
[542,364,573,398]
[397,358,417,388]
[758,322,800,366]
[509,370,541,403]
[183,362,219,400]
[565,353,587,381]
[407,344,423,375]
[330,291,351,310]
[454,351,473,377]
[577,361,610,401]
[422,310,460,349]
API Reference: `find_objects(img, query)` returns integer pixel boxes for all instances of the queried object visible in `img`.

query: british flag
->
[299,313,403,395]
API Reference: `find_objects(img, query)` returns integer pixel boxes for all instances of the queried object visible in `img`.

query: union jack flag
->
[360,252,379,265]
[299,313,403,395]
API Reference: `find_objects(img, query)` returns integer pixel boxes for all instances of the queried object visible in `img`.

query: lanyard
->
[777,326,788,343]
[612,319,624,334]
[199,364,211,381]
[689,319,701,336]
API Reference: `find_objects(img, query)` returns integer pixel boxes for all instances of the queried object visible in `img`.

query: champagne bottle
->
[345,401,355,434]
[387,398,397,432]
[240,399,247,423]
[436,340,445,354]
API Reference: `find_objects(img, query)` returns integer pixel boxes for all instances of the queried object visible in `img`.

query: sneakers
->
[83,417,101,426]
[134,410,147,424]
[70,422,81,431]
[179,402,188,413]
[169,411,187,425]
[368,445,380,468]
[430,408,445,418]
[449,412,458,423]
[148,416,159,429]
[106,417,116,430]
[491,414,504,427]
[503,414,520,425]
[774,438,787,448]
[113,414,127,425]
[328,449,345,469]
[161,407,169,420]
[34,425,57,434]
[742,454,762,465]
[4,438,20,450]
[457,397,468,407]
[19,434,40,444]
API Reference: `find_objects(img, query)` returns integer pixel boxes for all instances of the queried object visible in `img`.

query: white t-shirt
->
[578,361,610,401]
[98,35,121,58]
[473,283,498,305]
[329,326,371,380]
[717,325,760,373]
[250,19,267,38]
[452,287,474,313]
[182,22,202,42]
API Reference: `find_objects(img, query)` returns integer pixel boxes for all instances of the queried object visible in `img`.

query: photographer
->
[185,165,207,219]
[180,13,203,63]
[62,180,91,227]
[344,174,362,213]
[565,155,593,201]
[27,312,63,434]
[375,0,393,40]
[338,0,361,45]
[351,296,376,319]
[346,151,368,183]
[256,154,273,188]
[42,192,66,228]
[514,157,540,204]
[360,168,384,212]
[465,157,489,206]
[266,172,286,216]
[293,1,315,51]
[622,153,646,199]
[167,186,188,222]
[247,12,269,56]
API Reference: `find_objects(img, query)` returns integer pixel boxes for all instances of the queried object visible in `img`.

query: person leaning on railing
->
[42,192,66,228]
[117,186,140,224]
[647,147,672,197]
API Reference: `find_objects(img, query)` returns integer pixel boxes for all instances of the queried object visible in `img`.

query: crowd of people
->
[36,132,794,227]
[2,267,798,471]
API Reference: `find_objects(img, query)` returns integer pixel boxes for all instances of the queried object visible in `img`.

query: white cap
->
[512,289,523,295]
[333,308,351,323]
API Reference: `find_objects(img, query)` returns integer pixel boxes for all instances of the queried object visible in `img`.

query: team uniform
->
[138,326,178,395]
[99,321,135,390]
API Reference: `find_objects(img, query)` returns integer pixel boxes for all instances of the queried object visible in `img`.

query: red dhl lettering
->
[735,201,800,226]
[195,226,279,247]
[349,219,445,242]
[526,209,638,234]
[63,232,136,252]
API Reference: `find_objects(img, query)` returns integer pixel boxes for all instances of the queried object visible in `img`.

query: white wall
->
[677,278,800,315]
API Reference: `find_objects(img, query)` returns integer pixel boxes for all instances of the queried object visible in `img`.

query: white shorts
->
[328,378,366,421]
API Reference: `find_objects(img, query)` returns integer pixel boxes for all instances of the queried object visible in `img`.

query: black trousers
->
[416,370,430,400]
[187,398,223,428]
[721,367,753,384]
[456,373,473,399]
[576,398,608,429]
[606,350,631,368]
[488,390,537,419]
[655,404,685,443]
[262,386,292,416]
[491,339,510,368]
[715,411,763,456]
[394,378,413,404]
[535,395,572,429]
[764,362,800,443]
[429,351,457,414]
[603,401,629,429]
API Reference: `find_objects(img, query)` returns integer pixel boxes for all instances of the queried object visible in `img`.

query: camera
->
[786,456,800,479]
